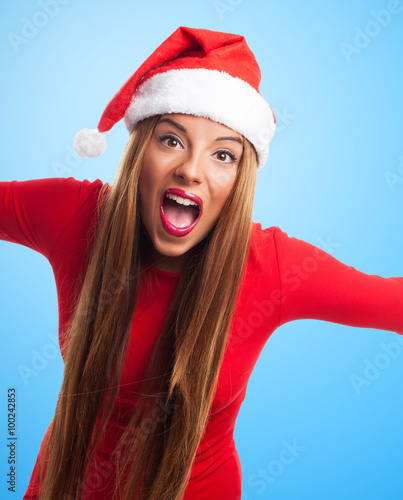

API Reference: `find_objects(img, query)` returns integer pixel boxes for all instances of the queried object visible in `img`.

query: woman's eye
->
[214,150,237,163]
[159,135,182,148]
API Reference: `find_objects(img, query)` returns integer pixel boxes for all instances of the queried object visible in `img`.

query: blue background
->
[1,1,402,498]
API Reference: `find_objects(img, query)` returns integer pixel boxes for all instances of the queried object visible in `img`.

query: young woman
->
[1,26,402,500]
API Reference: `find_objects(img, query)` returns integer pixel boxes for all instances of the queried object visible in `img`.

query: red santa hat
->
[73,26,276,170]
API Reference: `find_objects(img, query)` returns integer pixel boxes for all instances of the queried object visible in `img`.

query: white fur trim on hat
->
[123,68,276,170]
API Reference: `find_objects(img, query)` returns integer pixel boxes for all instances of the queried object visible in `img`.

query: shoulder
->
[0,177,109,260]
[34,177,109,217]
[2,176,107,205]
[250,222,289,255]
[38,176,107,201]
[250,222,323,269]
[247,222,289,282]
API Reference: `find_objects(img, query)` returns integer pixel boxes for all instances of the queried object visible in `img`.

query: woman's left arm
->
[272,227,403,335]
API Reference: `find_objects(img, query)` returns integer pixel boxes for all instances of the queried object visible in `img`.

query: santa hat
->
[73,26,276,170]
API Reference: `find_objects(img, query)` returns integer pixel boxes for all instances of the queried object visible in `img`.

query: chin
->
[154,239,192,258]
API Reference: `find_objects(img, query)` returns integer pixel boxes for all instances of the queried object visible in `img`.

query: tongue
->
[163,198,199,228]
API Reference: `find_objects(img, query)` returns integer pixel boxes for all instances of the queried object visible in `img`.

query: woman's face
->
[139,114,244,273]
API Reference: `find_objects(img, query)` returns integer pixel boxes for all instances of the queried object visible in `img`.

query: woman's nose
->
[174,152,204,184]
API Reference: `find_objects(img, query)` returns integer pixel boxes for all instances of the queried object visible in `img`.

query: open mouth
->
[160,189,203,237]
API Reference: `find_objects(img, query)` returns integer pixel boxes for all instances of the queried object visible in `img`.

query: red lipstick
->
[160,188,203,237]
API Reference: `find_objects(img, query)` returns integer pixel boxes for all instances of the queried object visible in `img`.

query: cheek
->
[209,168,237,193]
[138,160,158,199]
[208,170,237,211]
[138,168,155,221]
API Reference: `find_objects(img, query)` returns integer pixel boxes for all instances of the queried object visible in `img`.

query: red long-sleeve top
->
[1,177,402,499]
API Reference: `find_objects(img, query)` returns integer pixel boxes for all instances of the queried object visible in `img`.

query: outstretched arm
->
[0,177,104,261]
[273,227,403,335]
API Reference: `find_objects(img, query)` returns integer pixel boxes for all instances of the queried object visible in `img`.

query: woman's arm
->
[272,227,403,334]
[0,177,103,261]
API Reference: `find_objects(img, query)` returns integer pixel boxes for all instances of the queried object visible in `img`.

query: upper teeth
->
[166,193,199,207]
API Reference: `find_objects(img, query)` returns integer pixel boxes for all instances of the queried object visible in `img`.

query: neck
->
[141,230,208,275]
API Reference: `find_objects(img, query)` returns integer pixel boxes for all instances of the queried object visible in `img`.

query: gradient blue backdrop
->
[1,1,402,498]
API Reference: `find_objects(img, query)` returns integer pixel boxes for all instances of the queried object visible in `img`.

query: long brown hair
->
[38,114,258,500]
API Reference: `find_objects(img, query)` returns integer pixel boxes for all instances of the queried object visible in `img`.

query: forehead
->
[158,113,243,140]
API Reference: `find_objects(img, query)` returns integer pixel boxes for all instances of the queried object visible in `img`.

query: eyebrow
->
[215,136,244,146]
[156,118,244,146]
[156,118,186,132]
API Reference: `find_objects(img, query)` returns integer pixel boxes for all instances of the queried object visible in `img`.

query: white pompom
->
[73,128,106,159]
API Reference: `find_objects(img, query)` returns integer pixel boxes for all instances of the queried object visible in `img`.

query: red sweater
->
[1,177,402,500]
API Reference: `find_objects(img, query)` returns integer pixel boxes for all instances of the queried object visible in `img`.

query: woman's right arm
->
[0,177,104,262]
